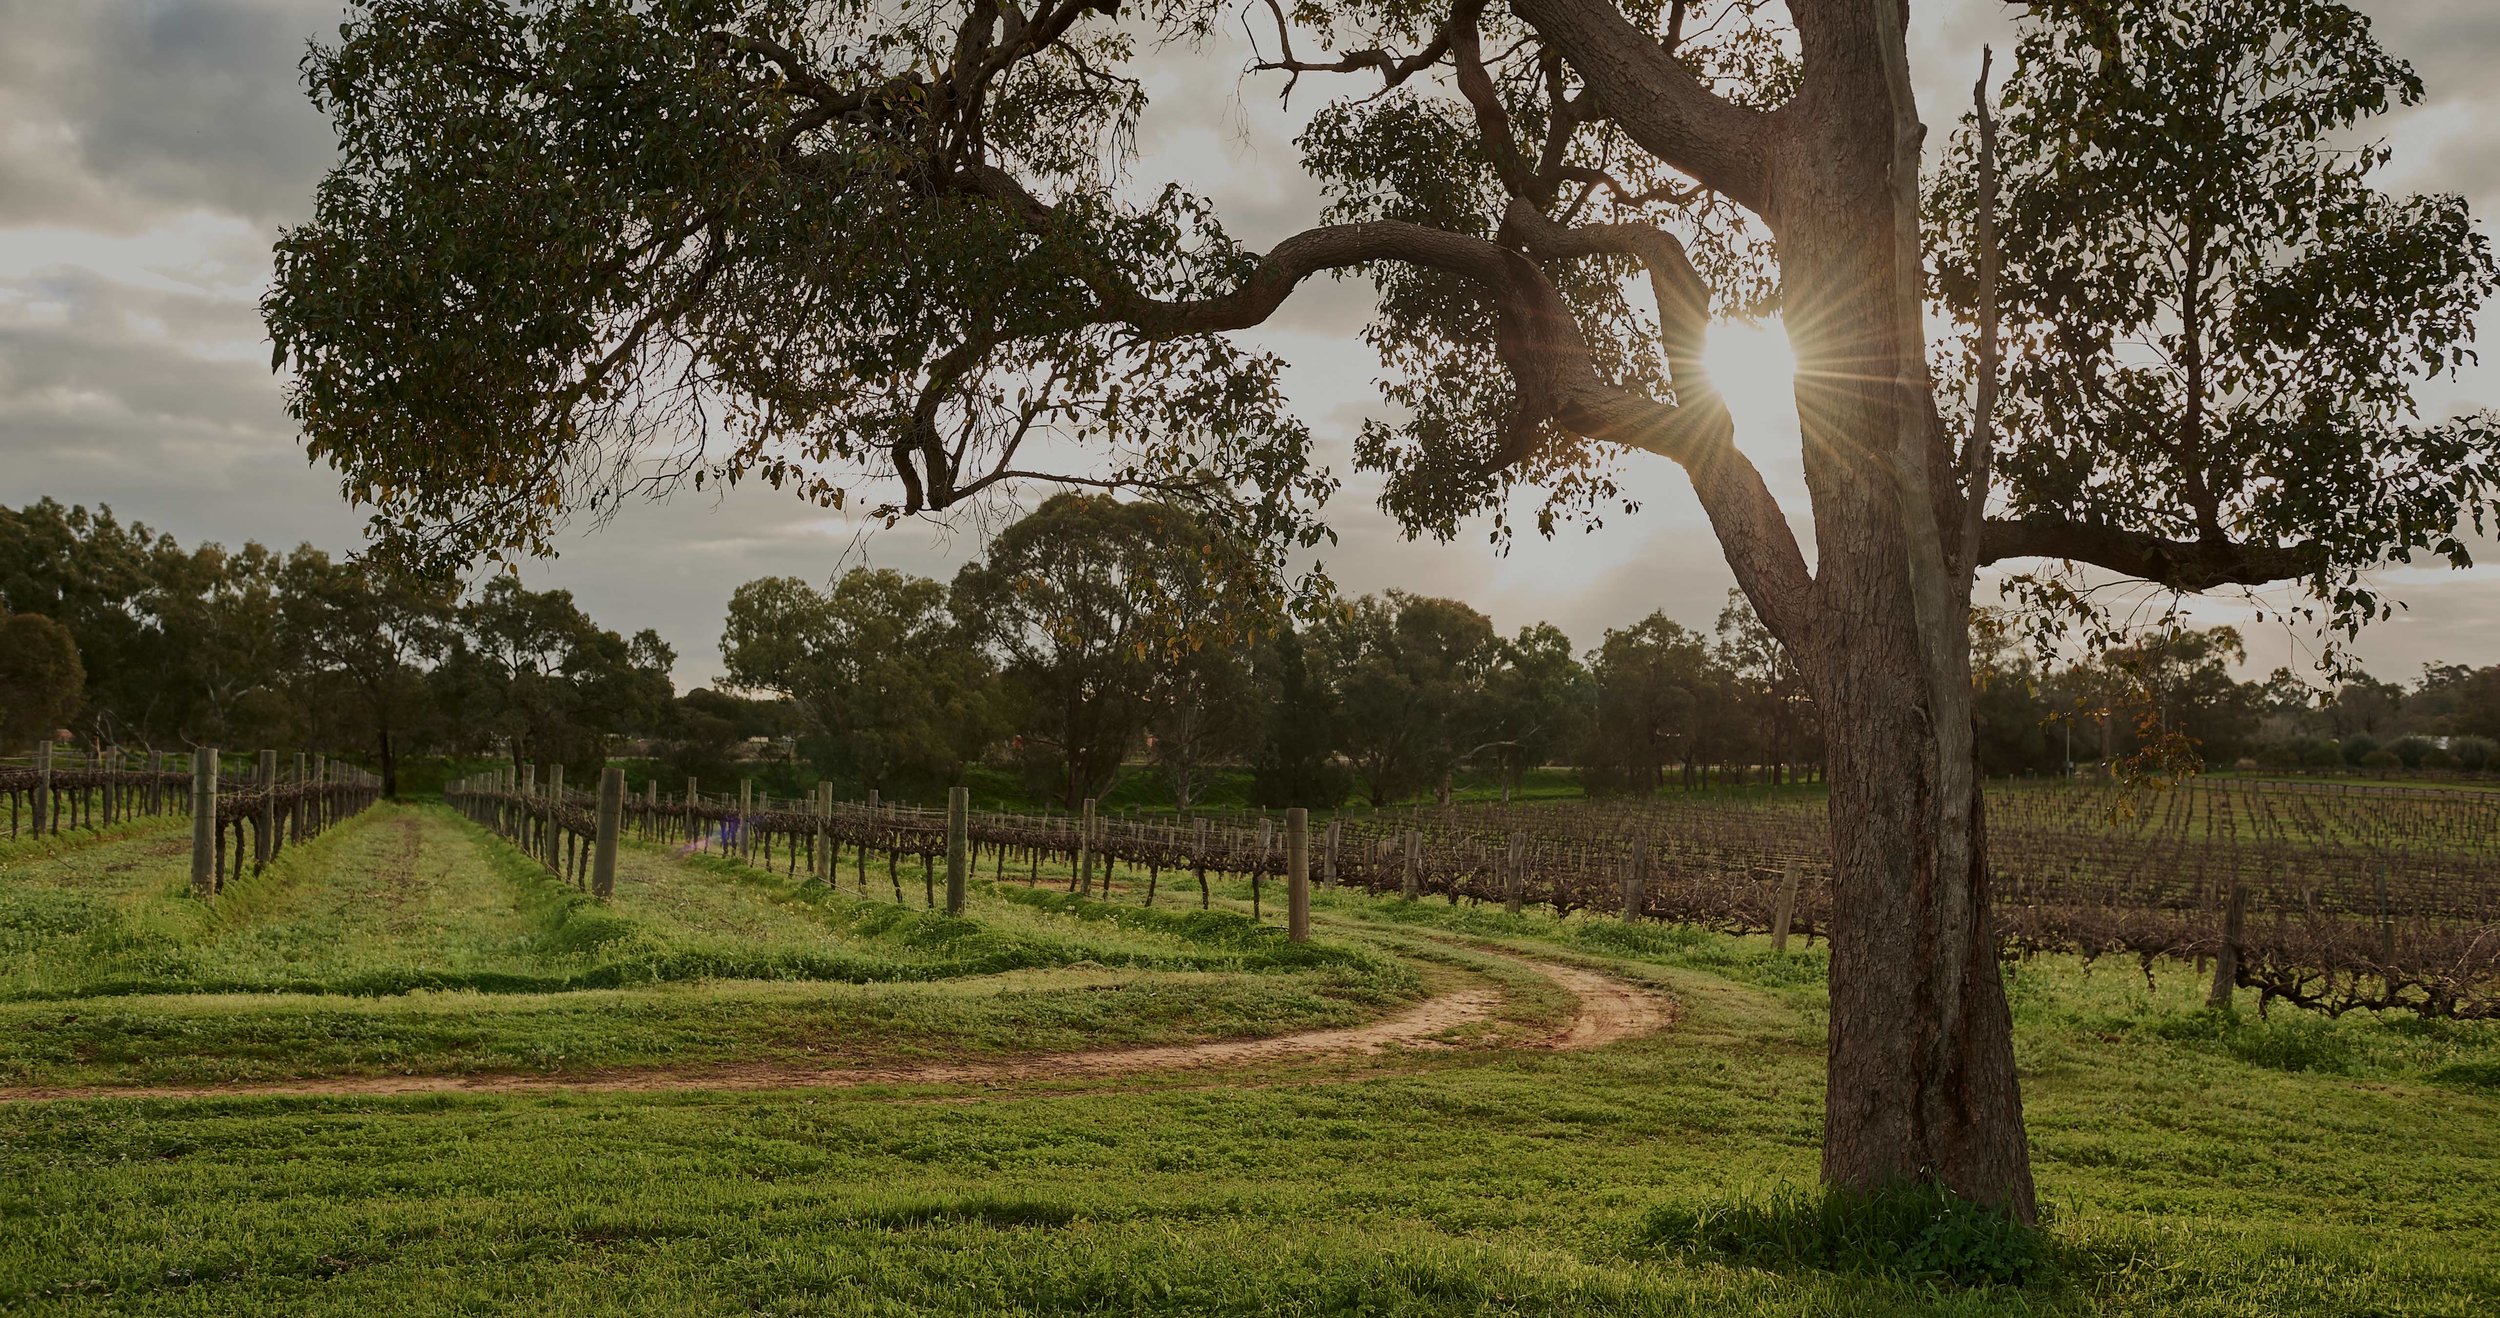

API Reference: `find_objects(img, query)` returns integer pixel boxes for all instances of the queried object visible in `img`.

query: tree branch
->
[1978,520,2323,590]
[1505,0,1774,210]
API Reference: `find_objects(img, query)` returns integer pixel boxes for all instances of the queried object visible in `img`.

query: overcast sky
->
[2,1,2495,689]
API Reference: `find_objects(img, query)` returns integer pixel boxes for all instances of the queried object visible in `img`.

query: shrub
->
[2360,749,2401,777]
[2421,746,2460,772]
[2342,734,2380,766]
[2389,735,2437,769]
[2298,738,2343,770]
[2452,737,2496,773]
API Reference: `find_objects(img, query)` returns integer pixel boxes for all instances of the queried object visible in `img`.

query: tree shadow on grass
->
[1640,1182,2064,1292]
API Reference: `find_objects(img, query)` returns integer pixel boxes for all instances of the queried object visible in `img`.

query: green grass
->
[0,804,1421,1091]
[2,814,2494,1313]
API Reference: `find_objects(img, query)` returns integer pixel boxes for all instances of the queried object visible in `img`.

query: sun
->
[1700,317,1800,440]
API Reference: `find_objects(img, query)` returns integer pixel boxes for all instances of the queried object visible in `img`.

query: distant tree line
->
[0,499,674,795]
[719,492,1822,809]
[12,493,2498,805]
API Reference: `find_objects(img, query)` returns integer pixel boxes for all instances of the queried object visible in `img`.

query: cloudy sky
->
[2,1,2495,689]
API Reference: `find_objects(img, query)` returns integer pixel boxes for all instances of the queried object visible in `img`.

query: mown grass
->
[2,912,2492,1315]
[2,818,2493,1313]
[0,804,1395,1001]
[0,804,1421,1089]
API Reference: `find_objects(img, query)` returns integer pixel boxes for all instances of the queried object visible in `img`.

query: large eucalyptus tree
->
[265,0,2495,1217]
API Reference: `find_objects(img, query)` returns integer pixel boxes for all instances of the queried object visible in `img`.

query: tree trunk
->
[378,724,397,799]
[1770,26,2037,1219]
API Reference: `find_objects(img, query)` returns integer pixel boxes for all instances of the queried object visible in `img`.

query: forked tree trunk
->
[1769,14,2036,1219]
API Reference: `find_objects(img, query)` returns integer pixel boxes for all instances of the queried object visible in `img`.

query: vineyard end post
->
[592,765,624,900]
[256,749,277,871]
[31,741,50,837]
[1504,834,1525,916]
[945,785,969,915]
[1079,797,1096,896]
[1772,863,1801,953]
[189,747,218,899]
[1286,808,1310,944]
[2206,882,2248,1009]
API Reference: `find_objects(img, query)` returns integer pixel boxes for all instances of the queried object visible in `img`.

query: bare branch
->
[1957,45,2000,587]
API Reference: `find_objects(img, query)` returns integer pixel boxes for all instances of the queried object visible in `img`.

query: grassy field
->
[1,804,2494,1314]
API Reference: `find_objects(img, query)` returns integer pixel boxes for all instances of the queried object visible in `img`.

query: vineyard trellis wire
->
[1,743,381,895]
[445,770,2499,1020]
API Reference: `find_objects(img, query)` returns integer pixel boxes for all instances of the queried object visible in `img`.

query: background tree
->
[1248,625,1350,810]
[1473,623,1590,802]
[1714,591,1816,785]
[0,501,165,741]
[720,569,1002,795]
[1578,613,1710,796]
[266,0,2500,1217]
[0,614,84,746]
[954,495,1267,807]
[280,550,457,796]
[441,576,674,777]
[1316,593,1496,807]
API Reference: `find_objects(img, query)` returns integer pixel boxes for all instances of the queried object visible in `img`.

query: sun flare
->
[1701,317,1801,439]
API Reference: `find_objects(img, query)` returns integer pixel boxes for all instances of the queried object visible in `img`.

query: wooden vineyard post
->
[1192,817,1210,908]
[295,752,309,844]
[1623,848,1646,923]
[1323,819,1340,887]
[1079,797,1096,896]
[592,766,624,900]
[189,747,218,899]
[2206,882,2248,1009]
[739,778,754,862]
[31,742,49,837]
[1287,808,1310,944]
[257,750,278,871]
[546,764,564,871]
[1504,833,1526,916]
[812,783,829,883]
[1772,863,1801,953]
[1401,831,1420,900]
[945,785,969,916]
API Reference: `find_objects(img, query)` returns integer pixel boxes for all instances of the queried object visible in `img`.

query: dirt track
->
[0,950,1671,1105]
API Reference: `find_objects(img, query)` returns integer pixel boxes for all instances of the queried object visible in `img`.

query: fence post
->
[593,766,624,900]
[31,742,50,837]
[739,778,754,861]
[257,749,278,870]
[1079,797,1096,896]
[1504,833,1525,915]
[1287,808,1310,943]
[1401,830,1420,899]
[811,783,828,882]
[1772,863,1801,953]
[1323,818,1341,886]
[548,764,566,869]
[2206,882,2248,1009]
[946,785,969,915]
[1623,848,1646,923]
[189,748,218,899]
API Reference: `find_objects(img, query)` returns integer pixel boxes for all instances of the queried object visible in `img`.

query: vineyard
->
[0,765,2492,1311]
[441,770,2500,1021]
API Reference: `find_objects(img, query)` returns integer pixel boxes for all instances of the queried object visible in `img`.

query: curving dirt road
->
[0,950,1672,1105]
